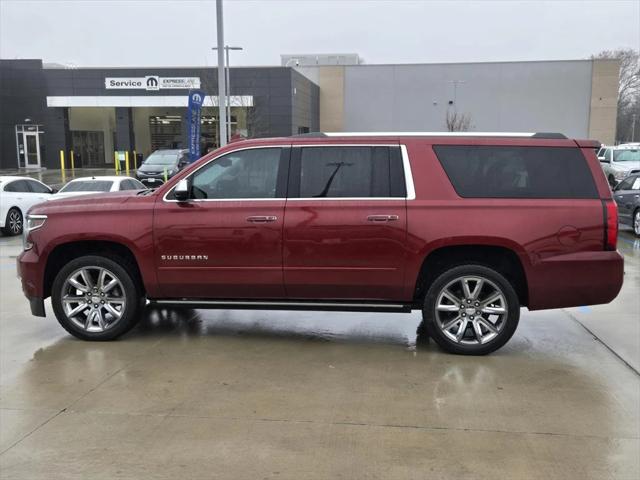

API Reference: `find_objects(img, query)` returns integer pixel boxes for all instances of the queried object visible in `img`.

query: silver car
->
[599,146,640,187]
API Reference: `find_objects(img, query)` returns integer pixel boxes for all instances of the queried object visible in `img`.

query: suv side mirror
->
[599,158,610,163]
[174,179,190,201]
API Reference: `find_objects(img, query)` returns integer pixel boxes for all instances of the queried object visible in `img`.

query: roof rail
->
[292,132,568,139]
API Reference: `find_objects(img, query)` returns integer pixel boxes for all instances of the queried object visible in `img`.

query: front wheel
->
[422,265,520,355]
[634,210,640,237]
[1,208,23,236]
[51,255,142,340]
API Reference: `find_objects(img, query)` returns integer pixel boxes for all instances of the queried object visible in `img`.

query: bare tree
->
[446,110,473,132]
[592,49,640,142]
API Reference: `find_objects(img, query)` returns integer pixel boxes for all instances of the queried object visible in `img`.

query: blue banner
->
[186,89,205,163]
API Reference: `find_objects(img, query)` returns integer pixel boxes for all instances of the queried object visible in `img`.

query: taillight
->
[603,200,618,251]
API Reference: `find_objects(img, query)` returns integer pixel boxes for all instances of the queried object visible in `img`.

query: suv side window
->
[295,146,405,198]
[605,148,613,162]
[433,146,598,199]
[3,180,30,193]
[190,148,283,199]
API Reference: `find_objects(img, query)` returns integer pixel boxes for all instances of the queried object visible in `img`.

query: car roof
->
[149,149,186,154]
[0,175,44,183]
[293,131,569,139]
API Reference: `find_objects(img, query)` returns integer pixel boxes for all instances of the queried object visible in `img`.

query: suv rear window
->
[433,146,598,199]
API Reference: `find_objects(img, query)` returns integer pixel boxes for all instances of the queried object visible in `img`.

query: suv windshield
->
[144,152,179,166]
[59,180,113,192]
[613,149,640,162]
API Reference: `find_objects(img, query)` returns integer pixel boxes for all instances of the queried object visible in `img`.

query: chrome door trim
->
[152,299,408,309]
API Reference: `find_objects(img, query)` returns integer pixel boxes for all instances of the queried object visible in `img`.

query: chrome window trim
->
[163,143,416,203]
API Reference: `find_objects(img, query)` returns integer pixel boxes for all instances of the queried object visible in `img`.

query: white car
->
[0,176,55,236]
[599,146,640,187]
[50,176,146,200]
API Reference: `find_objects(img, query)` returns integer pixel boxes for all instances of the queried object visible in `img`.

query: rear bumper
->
[527,250,624,310]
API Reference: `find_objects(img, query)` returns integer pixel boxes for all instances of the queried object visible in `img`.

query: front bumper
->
[136,175,166,187]
[17,249,47,316]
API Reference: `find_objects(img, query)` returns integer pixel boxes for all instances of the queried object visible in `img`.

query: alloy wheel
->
[61,267,126,332]
[8,210,22,234]
[635,211,640,236]
[434,275,508,345]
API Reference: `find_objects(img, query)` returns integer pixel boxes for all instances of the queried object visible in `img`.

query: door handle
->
[367,214,399,222]
[246,215,277,223]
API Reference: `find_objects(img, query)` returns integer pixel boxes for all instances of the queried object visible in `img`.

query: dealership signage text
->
[105,76,201,90]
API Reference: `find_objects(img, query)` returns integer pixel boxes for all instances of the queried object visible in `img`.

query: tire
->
[634,209,640,237]
[51,255,143,341]
[1,208,23,236]
[422,264,520,355]
[608,175,616,189]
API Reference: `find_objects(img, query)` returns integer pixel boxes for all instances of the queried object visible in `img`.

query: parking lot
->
[0,228,638,479]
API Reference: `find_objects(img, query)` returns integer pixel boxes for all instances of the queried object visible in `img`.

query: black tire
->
[1,207,23,236]
[422,264,520,355]
[608,175,616,188]
[51,255,143,341]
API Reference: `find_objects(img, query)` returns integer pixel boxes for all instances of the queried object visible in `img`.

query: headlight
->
[23,214,47,251]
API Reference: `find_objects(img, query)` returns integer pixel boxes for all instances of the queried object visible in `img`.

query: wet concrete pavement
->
[0,231,639,479]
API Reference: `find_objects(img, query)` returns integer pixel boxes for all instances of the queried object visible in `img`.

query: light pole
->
[213,46,243,142]
[632,113,637,143]
[215,0,227,147]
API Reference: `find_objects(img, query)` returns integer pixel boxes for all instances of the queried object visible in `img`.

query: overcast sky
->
[0,0,638,67]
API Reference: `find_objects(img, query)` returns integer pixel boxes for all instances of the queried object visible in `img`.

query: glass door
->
[23,132,41,168]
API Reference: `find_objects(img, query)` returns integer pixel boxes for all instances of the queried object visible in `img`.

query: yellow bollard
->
[59,150,66,184]
[133,150,137,171]
[125,151,130,176]
[70,150,75,175]
[114,151,119,175]
[163,167,168,183]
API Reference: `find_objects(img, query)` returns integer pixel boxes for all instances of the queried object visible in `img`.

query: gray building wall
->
[291,70,320,134]
[343,60,594,138]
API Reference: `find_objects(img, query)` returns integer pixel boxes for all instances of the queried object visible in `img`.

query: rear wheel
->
[51,255,142,340]
[422,264,520,355]
[1,208,23,236]
[634,209,640,237]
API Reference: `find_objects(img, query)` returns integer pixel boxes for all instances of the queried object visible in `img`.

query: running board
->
[150,299,412,313]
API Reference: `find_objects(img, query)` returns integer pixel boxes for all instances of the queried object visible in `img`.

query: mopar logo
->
[145,76,159,90]
[191,92,203,105]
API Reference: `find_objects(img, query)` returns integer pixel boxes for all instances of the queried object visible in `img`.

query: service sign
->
[105,76,201,90]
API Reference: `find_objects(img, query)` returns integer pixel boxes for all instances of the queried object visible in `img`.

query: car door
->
[23,179,53,208]
[3,180,33,212]
[614,175,640,224]
[153,146,290,299]
[283,144,409,300]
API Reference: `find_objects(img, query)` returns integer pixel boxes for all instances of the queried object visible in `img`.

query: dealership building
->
[0,56,618,170]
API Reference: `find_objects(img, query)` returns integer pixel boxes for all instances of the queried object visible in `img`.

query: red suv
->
[17,133,624,355]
